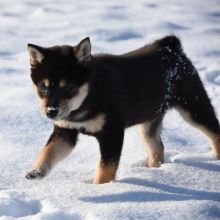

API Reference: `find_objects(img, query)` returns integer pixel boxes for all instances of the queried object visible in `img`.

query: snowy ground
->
[0,0,220,219]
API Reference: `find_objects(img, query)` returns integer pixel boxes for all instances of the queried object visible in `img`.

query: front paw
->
[25,169,46,180]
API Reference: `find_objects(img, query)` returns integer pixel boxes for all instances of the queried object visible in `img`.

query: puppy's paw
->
[25,169,46,180]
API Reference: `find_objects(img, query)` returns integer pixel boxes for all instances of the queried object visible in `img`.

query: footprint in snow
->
[205,50,220,57]
[0,190,42,218]
[108,31,142,42]
[158,22,190,31]
[207,11,220,18]
[0,51,11,57]
[94,29,142,42]
[203,28,220,35]
[144,3,158,8]
[206,70,220,85]
[131,159,147,168]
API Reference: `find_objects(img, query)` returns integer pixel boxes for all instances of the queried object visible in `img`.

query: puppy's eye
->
[39,81,48,95]
[64,85,73,91]
[63,83,75,92]
[62,84,78,98]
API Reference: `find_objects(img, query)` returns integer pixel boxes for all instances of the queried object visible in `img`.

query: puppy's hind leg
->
[138,117,164,167]
[176,105,220,159]
[175,74,220,159]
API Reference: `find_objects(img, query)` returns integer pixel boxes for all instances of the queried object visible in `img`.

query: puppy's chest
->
[54,113,106,134]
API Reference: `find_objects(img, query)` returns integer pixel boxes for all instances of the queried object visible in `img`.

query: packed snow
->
[0,0,220,219]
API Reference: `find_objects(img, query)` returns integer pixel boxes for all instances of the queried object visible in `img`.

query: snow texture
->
[0,0,220,219]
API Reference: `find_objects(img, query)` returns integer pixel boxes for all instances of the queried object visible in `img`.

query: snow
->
[0,0,220,219]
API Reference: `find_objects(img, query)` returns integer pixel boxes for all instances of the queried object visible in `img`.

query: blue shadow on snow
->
[80,177,220,203]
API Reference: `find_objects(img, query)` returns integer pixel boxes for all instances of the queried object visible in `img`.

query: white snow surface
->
[0,0,220,219]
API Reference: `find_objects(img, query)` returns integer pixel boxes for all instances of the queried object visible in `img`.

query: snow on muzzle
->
[45,107,59,119]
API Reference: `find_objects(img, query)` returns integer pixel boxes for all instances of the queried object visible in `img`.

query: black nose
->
[46,107,58,118]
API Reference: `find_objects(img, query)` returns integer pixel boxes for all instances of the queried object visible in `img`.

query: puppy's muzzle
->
[46,107,59,119]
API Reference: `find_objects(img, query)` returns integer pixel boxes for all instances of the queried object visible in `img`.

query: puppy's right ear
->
[27,44,45,66]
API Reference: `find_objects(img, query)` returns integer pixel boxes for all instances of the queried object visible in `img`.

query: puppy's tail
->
[156,35,183,53]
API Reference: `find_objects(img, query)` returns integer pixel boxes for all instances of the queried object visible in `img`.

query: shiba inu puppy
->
[26,36,220,184]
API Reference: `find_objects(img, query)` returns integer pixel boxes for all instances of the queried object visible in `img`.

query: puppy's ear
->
[74,37,91,63]
[27,44,45,66]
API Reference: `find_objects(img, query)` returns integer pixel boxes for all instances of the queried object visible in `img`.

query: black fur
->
[29,35,220,176]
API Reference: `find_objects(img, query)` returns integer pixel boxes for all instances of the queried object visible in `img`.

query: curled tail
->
[156,35,183,53]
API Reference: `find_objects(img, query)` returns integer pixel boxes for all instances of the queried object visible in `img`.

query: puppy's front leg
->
[26,126,78,179]
[94,125,124,184]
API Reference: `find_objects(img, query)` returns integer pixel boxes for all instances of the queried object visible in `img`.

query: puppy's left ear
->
[27,44,45,66]
[74,37,91,63]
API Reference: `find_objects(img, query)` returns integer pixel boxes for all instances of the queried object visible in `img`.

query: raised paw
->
[25,169,46,180]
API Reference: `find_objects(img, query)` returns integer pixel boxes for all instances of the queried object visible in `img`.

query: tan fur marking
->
[33,84,38,94]
[212,136,220,159]
[55,113,106,133]
[93,163,118,184]
[32,138,74,175]
[33,84,47,115]
[138,123,164,167]
[67,83,89,112]
[43,79,50,88]
[59,79,67,88]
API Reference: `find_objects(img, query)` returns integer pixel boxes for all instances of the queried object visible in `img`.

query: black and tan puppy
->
[26,36,220,184]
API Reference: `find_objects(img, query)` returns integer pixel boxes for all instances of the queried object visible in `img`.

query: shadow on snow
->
[80,177,220,203]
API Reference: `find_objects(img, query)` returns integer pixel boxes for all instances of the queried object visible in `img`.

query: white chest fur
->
[54,114,106,133]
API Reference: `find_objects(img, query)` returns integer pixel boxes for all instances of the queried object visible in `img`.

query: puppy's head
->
[28,37,91,120]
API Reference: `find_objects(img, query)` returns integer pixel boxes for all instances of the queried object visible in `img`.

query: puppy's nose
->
[46,107,58,119]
